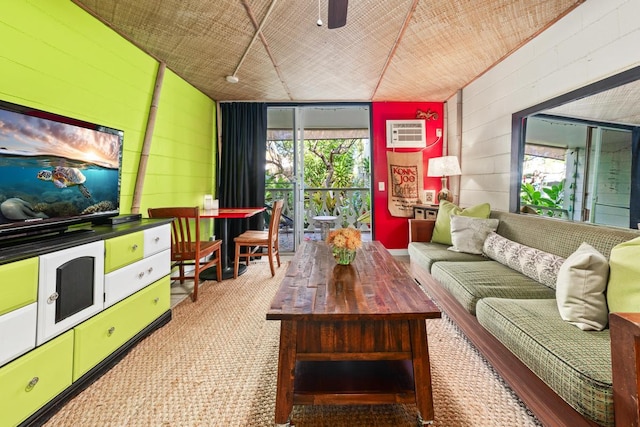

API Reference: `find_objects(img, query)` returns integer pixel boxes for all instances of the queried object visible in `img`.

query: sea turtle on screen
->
[37,166,92,198]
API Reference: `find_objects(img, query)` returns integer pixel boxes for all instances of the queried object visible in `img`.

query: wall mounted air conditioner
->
[386,119,426,148]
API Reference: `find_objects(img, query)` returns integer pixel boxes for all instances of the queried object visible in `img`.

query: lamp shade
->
[427,156,461,177]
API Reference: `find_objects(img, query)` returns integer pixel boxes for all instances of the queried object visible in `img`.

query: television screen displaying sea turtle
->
[37,166,92,198]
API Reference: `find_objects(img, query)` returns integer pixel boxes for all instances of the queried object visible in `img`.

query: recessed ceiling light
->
[226,75,239,83]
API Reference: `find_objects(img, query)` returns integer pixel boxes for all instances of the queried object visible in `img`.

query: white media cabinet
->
[0,219,173,427]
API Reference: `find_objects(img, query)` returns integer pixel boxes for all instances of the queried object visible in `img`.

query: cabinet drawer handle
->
[147,267,153,274]
[154,237,160,243]
[108,326,115,336]
[153,297,160,304]
[131,244,138,252]
[138,272,145,279]
[25,377,39,391]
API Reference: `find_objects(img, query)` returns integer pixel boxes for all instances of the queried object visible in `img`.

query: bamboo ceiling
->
[73,0,586,103]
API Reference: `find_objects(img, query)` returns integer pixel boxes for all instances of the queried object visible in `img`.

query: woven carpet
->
[45,261,542,427]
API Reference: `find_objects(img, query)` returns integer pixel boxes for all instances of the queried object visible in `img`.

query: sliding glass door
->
[266,104,372,252]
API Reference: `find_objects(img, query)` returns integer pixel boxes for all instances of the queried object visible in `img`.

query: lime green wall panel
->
[141,69,217,213]
[0,2,155,128]
[0,0,217,216]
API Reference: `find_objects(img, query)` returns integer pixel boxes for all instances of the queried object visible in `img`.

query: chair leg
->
[267,245,275,277]
[216,249,222,282]
[275,240,281,268]
[179,263,185,284]
[193,259,200,302]
[234,242,240,279]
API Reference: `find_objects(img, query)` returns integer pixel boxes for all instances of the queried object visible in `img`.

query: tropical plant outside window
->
[265,137,370,228]
[520,149,569,218]
[522,116,633,227]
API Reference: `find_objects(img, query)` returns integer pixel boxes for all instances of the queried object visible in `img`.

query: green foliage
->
[265,137,371,222]
[266,138,365,189]
[542,180,564,206]
[521,180,565,217]
[520,182,543,206]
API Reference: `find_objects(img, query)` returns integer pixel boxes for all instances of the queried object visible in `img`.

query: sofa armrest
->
[610,312,640,427]
[409,219,435,242]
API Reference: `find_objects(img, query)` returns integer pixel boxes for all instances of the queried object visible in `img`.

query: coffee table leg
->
[409,319,435,424]
[274,320,297,426]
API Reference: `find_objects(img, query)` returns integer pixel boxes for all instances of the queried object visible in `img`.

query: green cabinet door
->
[0,330,73,427]
[0,257,38,316]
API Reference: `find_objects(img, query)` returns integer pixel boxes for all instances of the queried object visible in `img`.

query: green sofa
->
[409,211,640,427]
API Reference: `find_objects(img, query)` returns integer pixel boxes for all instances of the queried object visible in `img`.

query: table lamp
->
[427,156,461,203]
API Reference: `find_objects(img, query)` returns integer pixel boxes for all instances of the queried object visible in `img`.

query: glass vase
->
[332,247,357,265]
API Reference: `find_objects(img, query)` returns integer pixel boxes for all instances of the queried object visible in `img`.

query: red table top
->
[200,207,266,219]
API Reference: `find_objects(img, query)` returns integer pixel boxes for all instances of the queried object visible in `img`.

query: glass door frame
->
[267,102,374,252]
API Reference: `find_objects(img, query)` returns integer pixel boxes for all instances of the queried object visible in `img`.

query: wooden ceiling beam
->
[241,0,293,100]
[371,0,420,100]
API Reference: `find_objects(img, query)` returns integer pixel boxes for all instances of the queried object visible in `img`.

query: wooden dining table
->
[199,207,266,280]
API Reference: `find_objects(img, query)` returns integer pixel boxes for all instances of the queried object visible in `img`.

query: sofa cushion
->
[432,201,491,245]
[408,242,486,273]
[483,232,565,289]
[431,261,555,315]
[606,236,640,313]
[556,242,609,331]
[448,215,499,255]
[476,297,613,427]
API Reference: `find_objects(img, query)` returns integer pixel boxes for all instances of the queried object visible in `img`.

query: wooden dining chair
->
[233,199,284,278]
[147,207,222,302]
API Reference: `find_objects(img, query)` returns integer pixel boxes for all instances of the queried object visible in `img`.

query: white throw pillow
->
[448,215,499,255]
[556,242,609,331]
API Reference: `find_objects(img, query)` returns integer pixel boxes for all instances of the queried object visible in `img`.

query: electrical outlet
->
[436,128,442,137]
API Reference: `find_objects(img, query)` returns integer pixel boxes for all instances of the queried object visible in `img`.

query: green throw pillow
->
[607,236,640,313]
[431,201,491,245]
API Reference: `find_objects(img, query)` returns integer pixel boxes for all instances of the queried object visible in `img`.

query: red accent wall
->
[372,102,444,249]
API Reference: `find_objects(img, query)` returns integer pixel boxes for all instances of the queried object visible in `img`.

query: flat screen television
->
[0,99,123,240]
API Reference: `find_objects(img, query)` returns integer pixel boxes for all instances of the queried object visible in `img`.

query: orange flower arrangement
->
[326,228,362,264]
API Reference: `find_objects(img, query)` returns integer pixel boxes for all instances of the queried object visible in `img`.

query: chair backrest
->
[268,200,284,243]
[148,207,201,260]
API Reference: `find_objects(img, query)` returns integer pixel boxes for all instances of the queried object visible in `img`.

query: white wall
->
[452,0,640,211]
[445,91,462,204]
[592,128,632,226]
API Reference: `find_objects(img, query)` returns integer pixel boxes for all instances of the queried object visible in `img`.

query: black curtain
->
[216,102,267,256]
[631,127,640,229]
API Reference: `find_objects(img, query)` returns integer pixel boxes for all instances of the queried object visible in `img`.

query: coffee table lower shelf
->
[293,360,417,405]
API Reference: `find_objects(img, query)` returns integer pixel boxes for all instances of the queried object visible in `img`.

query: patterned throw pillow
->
[448,215,499,255]
[483,232,565,289]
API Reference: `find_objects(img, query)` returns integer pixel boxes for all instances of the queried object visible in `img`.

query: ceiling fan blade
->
[328,0,348,29]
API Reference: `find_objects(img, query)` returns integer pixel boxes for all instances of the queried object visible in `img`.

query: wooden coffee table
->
[266,241,441,426]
